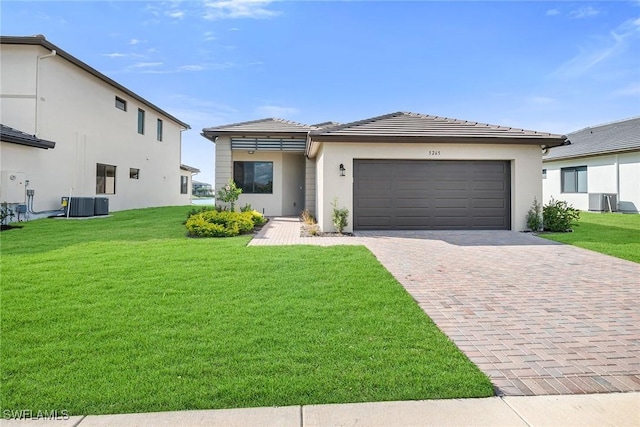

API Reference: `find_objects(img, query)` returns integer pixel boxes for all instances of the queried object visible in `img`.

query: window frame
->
[96,163,116,195]
[115,96,127,111]
[233,161,274,194]
[542,169,547,179]
[180,176,189,194]
[561,166,587,193]
[137,109,145,134]
[129,168,140,180]
[157,119,163,142]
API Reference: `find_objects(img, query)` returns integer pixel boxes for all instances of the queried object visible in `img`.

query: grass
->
[1,206,493,416]
[540,212,640,263]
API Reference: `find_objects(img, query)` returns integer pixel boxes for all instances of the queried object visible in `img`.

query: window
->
[96,164,116,194]
[180,176,189,194]
[137,109,145,134]
[233,161,273,194]
[115,96,127,111]
[130,168,140,179]
[561,166,587,193]
[542,169,547,179]
[157,119,163,141]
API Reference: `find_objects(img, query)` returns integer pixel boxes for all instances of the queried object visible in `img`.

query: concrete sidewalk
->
[2,393,638,426]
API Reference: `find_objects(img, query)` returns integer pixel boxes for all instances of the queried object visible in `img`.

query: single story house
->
[203,112,567,232]
[543,117,640,213]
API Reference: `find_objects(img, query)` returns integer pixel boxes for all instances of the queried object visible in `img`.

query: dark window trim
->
[137,109,145,134]
[115,96,127,111]
[180,175,189,194]
[233,161,274,194]
[157,119,163,142]
[561,166,587,194]
[130,168,140,179]
[96,163,116,195]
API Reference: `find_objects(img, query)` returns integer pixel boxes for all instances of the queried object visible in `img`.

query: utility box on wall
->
[588,193,618,212]
[0,171,26,203]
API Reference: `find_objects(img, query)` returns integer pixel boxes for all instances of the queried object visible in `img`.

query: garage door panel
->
[354,160,510,230]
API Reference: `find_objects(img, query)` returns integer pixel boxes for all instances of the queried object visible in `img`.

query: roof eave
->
[543,147,640,162]
[1,135,56,149]
[1,36,190,130]
[308,134,567,146]
[201,130,311,140]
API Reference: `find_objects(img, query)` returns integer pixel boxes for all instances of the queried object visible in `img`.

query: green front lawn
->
[540,212,640,263]
[1,207,493,415]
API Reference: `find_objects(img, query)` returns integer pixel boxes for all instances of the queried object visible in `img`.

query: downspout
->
[35,49,57,137]
[615,154,620,211]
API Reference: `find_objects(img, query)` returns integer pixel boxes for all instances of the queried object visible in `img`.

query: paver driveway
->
[358,230,640,396]
[251,219,640,396]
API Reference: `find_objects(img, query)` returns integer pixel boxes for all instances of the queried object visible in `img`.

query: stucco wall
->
[0,43,187,212]
[314,142,542,232]
[543,152,640,213]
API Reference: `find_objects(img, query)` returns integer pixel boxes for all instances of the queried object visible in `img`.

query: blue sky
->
[3,1,639,185]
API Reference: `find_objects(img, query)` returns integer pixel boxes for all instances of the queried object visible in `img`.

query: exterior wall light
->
[248,150,255,154]
[339,163,346,176]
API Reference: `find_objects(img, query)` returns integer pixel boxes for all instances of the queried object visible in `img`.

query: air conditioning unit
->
[588,193,617,212]
[94,197,109,216]
[62,197,95,217]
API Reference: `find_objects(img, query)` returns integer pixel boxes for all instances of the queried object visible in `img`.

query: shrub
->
[186,210,256,238]
[331,197,349,233]
[526,197,543,232]
[1,203,15,226]
[300,209,316,225]
[217,179,242,211]
[249,210,267,227]
[240,203,253,212]
[543,197,580,232]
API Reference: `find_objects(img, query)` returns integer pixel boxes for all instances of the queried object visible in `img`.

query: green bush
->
[249,210,267,227]
[186,210,256,238]
[526,197,543,231]
[331,197,349,233]
[543,197,580,232]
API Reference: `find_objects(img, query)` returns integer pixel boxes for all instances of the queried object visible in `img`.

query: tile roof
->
[180,164,200,173]
[202,118,317,138]
[310,112,566,142]
[544,117,640,161]
[1,124,56,149]
[1,35,190,129]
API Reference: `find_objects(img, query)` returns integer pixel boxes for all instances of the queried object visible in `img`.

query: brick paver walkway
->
[250,218,640,396]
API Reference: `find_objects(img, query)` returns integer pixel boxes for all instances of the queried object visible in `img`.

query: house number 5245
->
[428,150,441,156]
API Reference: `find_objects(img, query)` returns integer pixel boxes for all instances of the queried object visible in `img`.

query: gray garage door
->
[353,160,511,230]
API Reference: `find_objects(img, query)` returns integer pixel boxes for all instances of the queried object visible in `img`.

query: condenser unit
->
[588,193,617,212]
[62,197,95,217]
[94,197,109,215]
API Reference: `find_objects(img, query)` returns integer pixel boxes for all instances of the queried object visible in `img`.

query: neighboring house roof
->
[202,118,317,139]
[180,164,200,173]
[0,124,56,149]
[306,111,567,157]
[192,180,212,186]
[543,117,640,162]
[0,35,190,130]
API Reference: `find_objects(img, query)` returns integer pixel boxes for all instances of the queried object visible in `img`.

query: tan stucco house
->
[203,112,567,232]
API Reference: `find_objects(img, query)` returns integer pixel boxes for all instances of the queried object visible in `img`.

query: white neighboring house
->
[543,117,640,213]
[0,35,192,217]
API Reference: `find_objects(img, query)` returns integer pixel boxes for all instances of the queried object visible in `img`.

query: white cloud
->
[203,0,280,20]
[166,10,185,19]
[527,96,556,106]
[569,6,600,19]
[131,62,164,68]
[129,38,142,45]
[178,65,206,71]
[101,53,127,58]
[553,17,640,78]
[254,105,299,117]
[546,9,560,16]
[204,31,217,41]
